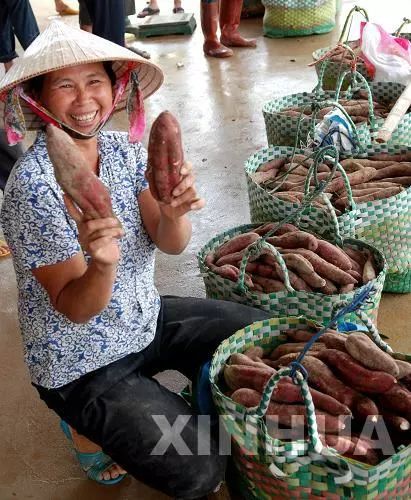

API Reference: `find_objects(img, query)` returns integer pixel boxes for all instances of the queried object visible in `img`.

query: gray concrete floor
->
[0,0,410,498]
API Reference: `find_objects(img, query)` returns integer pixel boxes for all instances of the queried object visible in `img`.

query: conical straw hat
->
[0,20,164,131]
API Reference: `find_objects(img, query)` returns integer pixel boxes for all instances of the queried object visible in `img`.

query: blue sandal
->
[60,420,127,485]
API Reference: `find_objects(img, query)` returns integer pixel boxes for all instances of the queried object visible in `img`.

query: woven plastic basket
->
[261,0,337,38]
[312,14,411,90]
[245,143,411,293]
[198,220,386,325]
[262,80,410,148]
[210,310,411,499]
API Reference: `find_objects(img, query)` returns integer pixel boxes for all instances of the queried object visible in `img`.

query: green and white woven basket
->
[245,144,411,293]
[245,146,357,239]
[312,23,411,90]
[210,315,411,499]
[262,81,410,148]
[261,0,337,38]
[198,223,386,325]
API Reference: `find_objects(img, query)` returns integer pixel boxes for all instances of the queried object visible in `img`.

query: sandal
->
[172,7,185,13]
[137,6,160,18]
[60,420,127,485]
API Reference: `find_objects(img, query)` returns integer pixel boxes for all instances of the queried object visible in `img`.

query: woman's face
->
[39,62,114,134]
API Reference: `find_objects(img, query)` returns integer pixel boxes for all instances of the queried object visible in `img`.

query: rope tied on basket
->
[289,281,376,383]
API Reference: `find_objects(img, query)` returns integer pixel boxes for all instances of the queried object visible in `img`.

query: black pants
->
[35,296,271,499]
[0,0,39,63]
[83,0,125,46]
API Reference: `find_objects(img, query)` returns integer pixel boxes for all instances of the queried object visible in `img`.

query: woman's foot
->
[68,425,127,482]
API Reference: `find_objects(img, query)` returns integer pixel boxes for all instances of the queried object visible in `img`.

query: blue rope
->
[289,282,376,382]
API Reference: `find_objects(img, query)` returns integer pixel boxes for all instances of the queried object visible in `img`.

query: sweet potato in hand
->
[147,111,184,203]
[46,125,114,219]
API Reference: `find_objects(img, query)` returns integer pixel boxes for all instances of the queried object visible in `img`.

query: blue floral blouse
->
[1,131,161,388]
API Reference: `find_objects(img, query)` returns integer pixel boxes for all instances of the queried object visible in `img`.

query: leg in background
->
[201,0,233,58]
[219,0,256,48]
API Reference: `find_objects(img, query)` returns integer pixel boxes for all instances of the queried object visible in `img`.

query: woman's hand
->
[146,161,205,219]
[64,195,124,267]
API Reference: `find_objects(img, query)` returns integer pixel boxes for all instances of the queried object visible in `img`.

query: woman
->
[0,21,270,498]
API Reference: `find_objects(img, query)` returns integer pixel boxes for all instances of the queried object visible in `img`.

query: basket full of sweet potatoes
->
[198,219,386,325]
[262,81,411,149]
[210,315,411,499]
[245,144,411,293]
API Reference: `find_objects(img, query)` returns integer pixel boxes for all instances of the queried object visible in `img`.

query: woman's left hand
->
[156,161,205,219]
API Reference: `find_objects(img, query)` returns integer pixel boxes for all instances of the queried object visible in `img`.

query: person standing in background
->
[201,0,256,58]
[137,0,184,18]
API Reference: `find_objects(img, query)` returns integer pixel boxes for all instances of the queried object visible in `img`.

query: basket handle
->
[394,17,411,37]
[302,145,356,245]
[334,69,377,132]
[338,5,369,44]
[332,299,394,354]
[236,238,294,294]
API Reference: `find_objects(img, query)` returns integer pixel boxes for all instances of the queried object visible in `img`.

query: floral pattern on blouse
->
[1,130,160,388]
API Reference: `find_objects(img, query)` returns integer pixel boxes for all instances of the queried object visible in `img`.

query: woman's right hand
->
[64,195,124,267]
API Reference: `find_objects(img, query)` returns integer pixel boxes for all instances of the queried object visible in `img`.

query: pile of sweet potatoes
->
[205,223,378,295]
[253,152,411,214]
[280,89,393,124]
[222,329,411,465]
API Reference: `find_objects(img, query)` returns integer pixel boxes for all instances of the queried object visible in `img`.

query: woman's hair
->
[29,61,117,95]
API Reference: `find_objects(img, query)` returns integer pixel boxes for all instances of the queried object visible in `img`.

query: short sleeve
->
[2,175,81,270]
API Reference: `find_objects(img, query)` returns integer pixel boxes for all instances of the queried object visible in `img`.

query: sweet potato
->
[243,346,265,360]
[316,240,352,271]
[353,187,403,204]
[46,125,114,219]
[378,411,410,432]
[229,353,263,367]
[345,332,399,377]
[215,232,260,259]
[377,384,411,420]
[320,434,379,465]
[147,111,184,203]
[381,176,411,186]
[340,283,355,293]
[215,251,245,266]
[273,223,299,235]
[353,181,401,190]
[295,356,357,407]
[224,364,274,391]
[400,374,411,392]
[251,275,286,293]
[266,231,318,251]
[362,253,377,285]
[273,193,300,203]
[273,379,352,416]
[342,159,393,169]
[316,349,397,393]
[279,253,326,289]
[372,163,411,181]
[252,169,279,185]
[232,389,345,433]
[269,342,326,360]
[285,329,346,349]
[271,264,313,292]
[395,360,411,379]
[257,158,287,172]
[325,167,377,193]
[281,249,356,286]
[320,278,338,295]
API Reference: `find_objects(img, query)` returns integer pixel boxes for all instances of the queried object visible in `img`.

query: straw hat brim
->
[0,21,164,131]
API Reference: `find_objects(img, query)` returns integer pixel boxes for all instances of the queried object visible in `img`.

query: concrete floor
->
[0,0,410,498]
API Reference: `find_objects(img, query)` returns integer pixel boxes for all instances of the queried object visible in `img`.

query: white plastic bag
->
[360,22,411,85]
